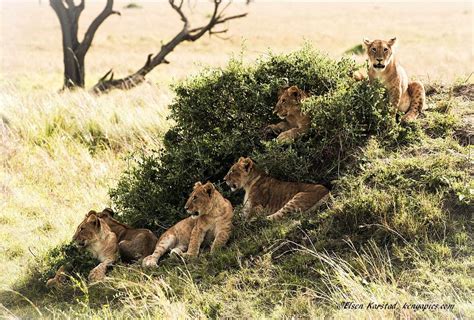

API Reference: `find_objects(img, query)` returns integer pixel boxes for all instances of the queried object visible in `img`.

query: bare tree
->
[50,0,120,89]
[93,0,247,93]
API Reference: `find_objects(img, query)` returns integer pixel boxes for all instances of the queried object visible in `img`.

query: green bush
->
[110,46,399,230]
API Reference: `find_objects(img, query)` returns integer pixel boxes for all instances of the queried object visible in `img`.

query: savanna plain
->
[0,1,473,319]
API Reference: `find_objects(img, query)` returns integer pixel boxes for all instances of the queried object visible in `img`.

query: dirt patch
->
[426,83,474,101]
[453,84,474,101]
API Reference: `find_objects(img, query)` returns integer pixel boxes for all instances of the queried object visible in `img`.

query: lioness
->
[96,208,158,262]
[265,85,311,143]
[142,181,233,267]
[364,37,425,122]
[72,211,118,282]
[224,157,330,220]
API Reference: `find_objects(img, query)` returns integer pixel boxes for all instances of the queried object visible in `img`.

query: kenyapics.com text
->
[340,301,455,312]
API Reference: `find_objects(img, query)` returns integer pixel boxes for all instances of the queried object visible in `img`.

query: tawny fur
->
[364,37,425,122]
[224,157,330,220]
[46,265,67,289]
[72,211,119,282]
[142,181,233,267]
[265,85,311,143]
[96,208,158,262]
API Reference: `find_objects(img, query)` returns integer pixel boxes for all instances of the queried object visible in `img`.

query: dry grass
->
[0,84,171,286]
[1,1,472,91]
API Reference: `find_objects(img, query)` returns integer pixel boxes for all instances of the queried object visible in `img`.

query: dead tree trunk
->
[93,0,247,93]
[50,0,120,89]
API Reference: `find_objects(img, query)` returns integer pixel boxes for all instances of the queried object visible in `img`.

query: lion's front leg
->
[142,234,176,268]
[264,122,289,140]
[182,226,206,258]
[389,86,402,115]
[210,227,231,254]
[46,265,67,289]
[88,258,114,282]
[402,81,425,122]
[277,128,304,143]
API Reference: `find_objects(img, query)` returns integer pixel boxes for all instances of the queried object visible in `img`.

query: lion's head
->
[363,37,397,71]
[224,157,257,192]
[184,181,216,218]
[274,85,306,119]
[72,211,105,248]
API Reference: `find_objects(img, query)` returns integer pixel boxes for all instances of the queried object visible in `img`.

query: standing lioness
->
[142,181,233,267]
[364,37,425,122]
[224,157,330,220]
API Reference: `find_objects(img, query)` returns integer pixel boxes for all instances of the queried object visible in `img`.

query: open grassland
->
[1,1,473,318]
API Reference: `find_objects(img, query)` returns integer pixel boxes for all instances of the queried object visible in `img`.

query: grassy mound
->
[3,48,472,319]
[109,46,405,230]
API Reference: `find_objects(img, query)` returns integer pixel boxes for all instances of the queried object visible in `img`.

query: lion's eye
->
[282,99,286,103]
[383,48,388,52]
[371,48,377,53]
[193,195,197,201]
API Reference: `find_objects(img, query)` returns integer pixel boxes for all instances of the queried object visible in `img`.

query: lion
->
[363,37,425,122]
[224,157,330,220]
[72,211,118,282]
[96,208,158,262]
[265,85,311,143]
[142,181,233,267]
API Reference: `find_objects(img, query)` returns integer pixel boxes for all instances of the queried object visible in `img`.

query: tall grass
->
[0,83,171,287]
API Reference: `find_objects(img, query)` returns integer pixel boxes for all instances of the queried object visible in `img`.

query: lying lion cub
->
[143,181,233,267]
[72,211,119,282]
[96,208,158,262]
[364,37,425,122]
[265,85,311,143]
[224,157,330,220]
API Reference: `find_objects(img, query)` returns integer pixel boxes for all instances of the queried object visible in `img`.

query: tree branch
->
[78,0,120,57]
[93,0,247,93]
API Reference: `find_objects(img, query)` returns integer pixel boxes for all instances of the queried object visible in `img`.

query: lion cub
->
[224,157,330,220]
[143,181,233,267]
[96,208,158,262]
[364,37,425,122]
[72,211,119,282]
[265,85,311,143]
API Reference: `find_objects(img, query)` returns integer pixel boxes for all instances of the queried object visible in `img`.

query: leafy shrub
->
[110,46,399,230]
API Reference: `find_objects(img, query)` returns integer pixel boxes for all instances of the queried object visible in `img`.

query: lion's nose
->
[184,205,189,210]
[376,58,383,62]
[223,176,227,181]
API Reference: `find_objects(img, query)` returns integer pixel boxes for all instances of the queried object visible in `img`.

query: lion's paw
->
[88,266,106,282]
[142,255,158,268]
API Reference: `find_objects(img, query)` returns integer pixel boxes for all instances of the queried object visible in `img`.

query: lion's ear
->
[387,37,397,47]
[204,182,215,197]
[242,157,254,173]
[289,86,301,100]
[102,208,114,217]
[193,181,202,190]
[363,38,372,47]
[88,214,101,228]
[86,210,97,217]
